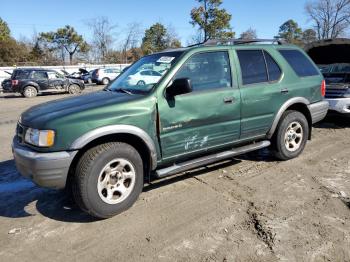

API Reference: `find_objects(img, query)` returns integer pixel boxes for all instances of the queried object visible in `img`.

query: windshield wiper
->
[104,87,134,95]
[115,88,134,95]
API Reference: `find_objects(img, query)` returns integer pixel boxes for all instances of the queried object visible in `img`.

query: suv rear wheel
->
[72,142,144,218]
[102,78,110,85]
[273,110,309,160]
[23,86,37,98]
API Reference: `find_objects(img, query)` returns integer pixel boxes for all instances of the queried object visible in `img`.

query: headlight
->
[24,128,55,147]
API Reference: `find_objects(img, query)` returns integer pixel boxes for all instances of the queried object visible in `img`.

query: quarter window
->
[279,49,319,77]
[174,51,232,92]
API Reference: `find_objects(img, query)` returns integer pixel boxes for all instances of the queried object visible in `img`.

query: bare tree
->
[305,0,350,40]
[121,22,142,63]
[86,16,117,62]
[239,28,257,40]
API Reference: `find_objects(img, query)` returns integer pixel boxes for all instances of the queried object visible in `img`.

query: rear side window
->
[12,70,30,80]
[279,49,319,77]
[237,50,267,85]
[32,71,48,79]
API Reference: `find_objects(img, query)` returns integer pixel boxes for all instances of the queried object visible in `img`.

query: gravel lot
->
[0,88,349,261]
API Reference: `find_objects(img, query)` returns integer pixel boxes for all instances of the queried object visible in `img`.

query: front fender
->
[70,124,157,170]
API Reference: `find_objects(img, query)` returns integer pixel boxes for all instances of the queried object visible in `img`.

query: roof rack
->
[187,38,286,48]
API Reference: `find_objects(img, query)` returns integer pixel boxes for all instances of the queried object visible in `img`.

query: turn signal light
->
[321,80,326,97]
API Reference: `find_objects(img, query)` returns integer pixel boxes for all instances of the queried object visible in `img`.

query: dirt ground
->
[0,88,349,262]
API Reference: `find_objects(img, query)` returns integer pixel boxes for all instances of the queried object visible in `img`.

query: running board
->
[155,140,271,178]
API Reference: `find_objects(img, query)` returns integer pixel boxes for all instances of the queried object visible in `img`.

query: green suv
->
[12,39,329,218]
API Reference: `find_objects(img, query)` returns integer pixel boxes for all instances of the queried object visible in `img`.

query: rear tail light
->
[321,80,326,97]
[11,80,19,86]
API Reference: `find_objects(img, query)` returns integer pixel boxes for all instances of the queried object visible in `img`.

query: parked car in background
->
[13,39,328,218]
[91,67,121,85]
[66,68,94,84]
[126,69,163,86]
[7,68,85,98]
[81,70,94,84]
[322,64,350,116]
[1,71,12,92]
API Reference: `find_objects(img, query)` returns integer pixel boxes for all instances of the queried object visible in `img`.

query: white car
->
[127,70,162,86]
[92,68,121,85]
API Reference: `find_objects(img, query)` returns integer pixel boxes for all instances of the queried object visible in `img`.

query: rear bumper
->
[325,98,350,114]
[308,100,329,124]
[12,138,78,189]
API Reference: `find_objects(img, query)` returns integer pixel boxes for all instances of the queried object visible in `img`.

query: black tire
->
[137,80,146,86]
[102,78,110,85]
[23,86,37,98]
[68,84,82,95]
[72,142,144,218]
[273,110,309,160]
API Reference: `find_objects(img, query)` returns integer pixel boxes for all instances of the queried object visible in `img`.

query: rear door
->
[31,71,49,90]
[157,50,241,161]
[236,49,286,139]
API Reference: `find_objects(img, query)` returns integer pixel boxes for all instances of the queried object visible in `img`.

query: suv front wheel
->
[72,142,144,218]
[273,110,309,160]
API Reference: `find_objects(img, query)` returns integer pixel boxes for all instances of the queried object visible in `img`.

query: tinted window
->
[237,50,267,85]
[140,71,149,76]
[174,51,231,92]
[12,70,30,80]
[151,71,162,76]
[279,49,319,77]
[32,71,48,79]
[264,51,282,81]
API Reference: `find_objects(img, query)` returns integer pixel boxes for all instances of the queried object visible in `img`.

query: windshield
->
[107,51,184,93]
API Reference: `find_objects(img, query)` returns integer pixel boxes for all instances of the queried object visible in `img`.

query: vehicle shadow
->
[314,114,350,129]
[0,158,245,223]
[0,159,95,223]
[144,159,241,192]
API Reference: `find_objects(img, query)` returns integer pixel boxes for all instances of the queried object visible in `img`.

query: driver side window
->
[173,51,232,92]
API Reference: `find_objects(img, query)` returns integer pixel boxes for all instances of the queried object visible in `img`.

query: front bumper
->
[12,138,78,189]
[308,100,329,124]
[325,98,350,114]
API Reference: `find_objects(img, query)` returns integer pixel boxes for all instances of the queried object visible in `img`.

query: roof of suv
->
[14,68,56,72]
[161,38,296,54]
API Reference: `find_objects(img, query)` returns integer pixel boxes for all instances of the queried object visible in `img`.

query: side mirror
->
[166,78,192,97]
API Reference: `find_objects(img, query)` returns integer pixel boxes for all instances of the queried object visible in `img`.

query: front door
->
[157,51,241,161]
[48,71,68,90]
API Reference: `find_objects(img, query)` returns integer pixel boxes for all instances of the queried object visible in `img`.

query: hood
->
[21,91,143,128]
[305,38,350,65]
[79,68,89,74]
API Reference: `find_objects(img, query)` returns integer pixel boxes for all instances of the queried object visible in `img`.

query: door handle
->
[281,88,289,94]
[223,97,235,103]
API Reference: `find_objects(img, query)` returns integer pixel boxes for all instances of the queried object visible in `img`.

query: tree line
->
[0,0,349,66]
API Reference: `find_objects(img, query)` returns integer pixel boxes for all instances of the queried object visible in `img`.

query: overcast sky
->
[1,0,312,45]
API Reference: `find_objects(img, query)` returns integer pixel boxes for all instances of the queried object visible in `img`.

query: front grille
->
[16,123,25,144]
[325,89,348,99]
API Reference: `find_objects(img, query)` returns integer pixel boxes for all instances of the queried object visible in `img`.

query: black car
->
[7,68,85,98]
